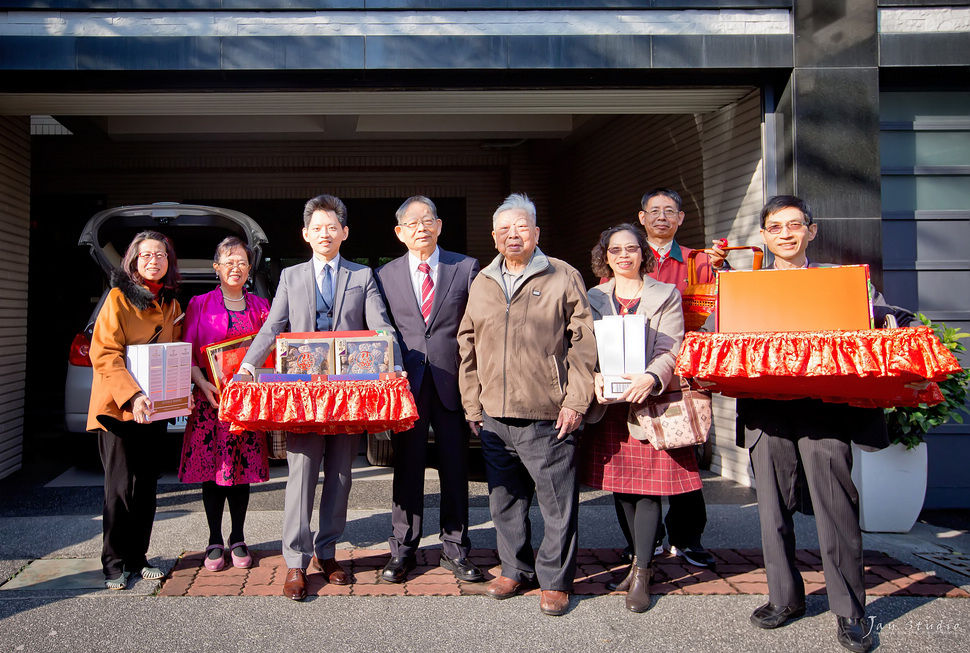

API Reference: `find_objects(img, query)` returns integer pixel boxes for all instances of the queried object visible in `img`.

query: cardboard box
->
[593,314,647,400]
[126,342,192,421]
[716,265,873,333]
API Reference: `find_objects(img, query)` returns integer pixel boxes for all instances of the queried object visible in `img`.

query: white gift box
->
[594,314,647,400]
[126,342,192,421]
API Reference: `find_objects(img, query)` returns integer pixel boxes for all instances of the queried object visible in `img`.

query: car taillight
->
[69,332,93,367]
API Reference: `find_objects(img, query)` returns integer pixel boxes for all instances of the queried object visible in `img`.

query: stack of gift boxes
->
[229,330,396,383]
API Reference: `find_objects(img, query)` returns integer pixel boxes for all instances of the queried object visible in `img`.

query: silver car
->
[65,203,270,435]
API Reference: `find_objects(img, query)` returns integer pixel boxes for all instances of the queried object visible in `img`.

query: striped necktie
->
[418,262,434,323]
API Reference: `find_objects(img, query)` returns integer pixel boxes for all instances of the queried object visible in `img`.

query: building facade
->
[0,0,967,505]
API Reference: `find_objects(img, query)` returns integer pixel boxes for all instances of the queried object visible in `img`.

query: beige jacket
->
[458,248,597,422]
[585,276,685,434]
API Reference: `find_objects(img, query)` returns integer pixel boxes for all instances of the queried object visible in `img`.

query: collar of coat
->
[110,268,178,311]
[481,247,550,291]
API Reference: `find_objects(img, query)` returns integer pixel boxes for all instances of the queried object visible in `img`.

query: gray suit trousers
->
[480,414,579,592]
[748,428,866,618]
[282,432,360,569]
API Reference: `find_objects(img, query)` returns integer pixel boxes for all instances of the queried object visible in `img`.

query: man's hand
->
[555,407,582,440]
[467,420,483,436]
[707,238,729,269]
[618,373,657,405]
[904,380,931,391]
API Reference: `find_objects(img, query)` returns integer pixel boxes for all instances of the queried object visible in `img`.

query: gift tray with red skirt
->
[218,377,418,434]
[674,326,962,408]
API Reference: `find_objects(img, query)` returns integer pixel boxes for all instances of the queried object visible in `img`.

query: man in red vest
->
[633,188,727,569]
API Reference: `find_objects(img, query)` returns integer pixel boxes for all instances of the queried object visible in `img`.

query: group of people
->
[86,189,908,653]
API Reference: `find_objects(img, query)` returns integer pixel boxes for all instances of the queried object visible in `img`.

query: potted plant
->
[852,314,970,532]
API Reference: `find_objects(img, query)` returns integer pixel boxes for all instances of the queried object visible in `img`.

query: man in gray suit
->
[719,195,912,653]
[375,196,482,584]
[240,194,401,601]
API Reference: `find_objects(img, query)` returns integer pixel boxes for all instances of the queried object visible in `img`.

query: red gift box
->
[675,327,962,408]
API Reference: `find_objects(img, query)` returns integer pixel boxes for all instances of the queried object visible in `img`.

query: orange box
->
[715,265,873,333]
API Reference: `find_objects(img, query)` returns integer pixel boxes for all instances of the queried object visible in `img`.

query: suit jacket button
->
[425,333,431,339]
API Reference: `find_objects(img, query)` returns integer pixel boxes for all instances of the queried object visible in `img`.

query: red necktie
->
[419,262,434,323]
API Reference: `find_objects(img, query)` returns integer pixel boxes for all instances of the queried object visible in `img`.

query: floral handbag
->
[633,379,713,450]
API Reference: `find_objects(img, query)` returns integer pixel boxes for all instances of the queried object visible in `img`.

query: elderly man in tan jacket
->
[458,193,597,617]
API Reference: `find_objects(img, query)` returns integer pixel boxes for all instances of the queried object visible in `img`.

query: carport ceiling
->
[0,88,755,141]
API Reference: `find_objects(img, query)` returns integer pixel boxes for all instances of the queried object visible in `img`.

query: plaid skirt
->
[581,403,702,496]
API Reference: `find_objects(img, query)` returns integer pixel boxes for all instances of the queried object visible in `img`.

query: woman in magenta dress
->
[179,236,271,571]
[582,224,698,613]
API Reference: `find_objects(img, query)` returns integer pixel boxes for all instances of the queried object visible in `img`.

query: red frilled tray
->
[674,326,962,408]
[218,377,418,434]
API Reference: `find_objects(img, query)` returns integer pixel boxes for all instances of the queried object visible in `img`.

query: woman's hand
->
[132,393,154,424]
[618,373,657,405]
[196,376,220,408]
[593,372,612,404]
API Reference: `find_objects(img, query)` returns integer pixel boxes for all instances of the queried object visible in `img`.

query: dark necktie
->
[316,265,333,331]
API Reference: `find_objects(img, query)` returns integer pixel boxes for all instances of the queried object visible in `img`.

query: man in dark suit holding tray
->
[705,195,913,653]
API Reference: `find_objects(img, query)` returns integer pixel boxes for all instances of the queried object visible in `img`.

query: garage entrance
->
[25,87,767,484]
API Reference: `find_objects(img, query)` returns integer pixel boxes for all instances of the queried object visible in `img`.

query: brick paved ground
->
[159,548,970,599]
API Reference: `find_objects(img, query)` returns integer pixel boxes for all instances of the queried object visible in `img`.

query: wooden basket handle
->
[687,246,764,286]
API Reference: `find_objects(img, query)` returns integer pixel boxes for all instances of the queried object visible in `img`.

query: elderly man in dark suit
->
[241,194,401,602]
[710,195,912,653]
[375,196,483,583]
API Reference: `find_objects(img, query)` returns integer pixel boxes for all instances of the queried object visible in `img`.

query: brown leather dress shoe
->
[311,556,350,585]
[539,590,570,616]
[282,568,307,601]
[486,575,532,600]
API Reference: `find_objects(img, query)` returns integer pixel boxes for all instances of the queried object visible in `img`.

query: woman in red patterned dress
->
[179,237,271,572]
[582,223,699,613]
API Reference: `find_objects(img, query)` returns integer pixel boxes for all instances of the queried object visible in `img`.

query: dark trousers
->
[749,428,866,618]
[614,485,708,550]
[99,421,165,578]
[614,493,661,568]
[481,414,579,592]
[389,368,471,560]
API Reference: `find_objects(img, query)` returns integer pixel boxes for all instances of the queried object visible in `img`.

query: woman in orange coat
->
[87,230,184,590]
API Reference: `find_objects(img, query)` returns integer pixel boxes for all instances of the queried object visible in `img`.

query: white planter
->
[851,441,928,533]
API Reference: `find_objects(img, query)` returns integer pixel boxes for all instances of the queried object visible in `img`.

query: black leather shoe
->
[750,602,807,629]
[836,616,873,653]
[439,553,484,582]
[381,555,416,584]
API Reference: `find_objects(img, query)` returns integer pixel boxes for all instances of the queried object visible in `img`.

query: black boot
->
[608,557,637,592]
[625,565,652,613]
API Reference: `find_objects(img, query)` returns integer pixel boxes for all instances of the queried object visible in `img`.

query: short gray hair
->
[395,195,438,224]
[492,193,537,229]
